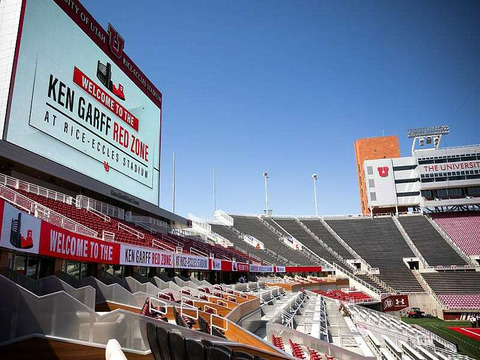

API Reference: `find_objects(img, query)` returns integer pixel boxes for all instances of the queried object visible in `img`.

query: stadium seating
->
[210,224,281,265]
[230,216,317,265]
[398,216,467,266]
[312,289,372,303]
[437,294,480,310]
[422,272,480,294]
[296,219,355,260]
[272,219,340,263]
[325,218,424,292]
[432,212,480,256]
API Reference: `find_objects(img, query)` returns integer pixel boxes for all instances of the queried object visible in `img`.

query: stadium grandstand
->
[0,0,479,359]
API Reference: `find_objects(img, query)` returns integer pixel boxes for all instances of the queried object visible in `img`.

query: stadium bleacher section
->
[422,272,480,294]
[210,224,281,265]
[325,218,424,292]
[294,219,355,261]
[230,215,317,266]
[398,216,467,266]
[272,219,340,263]
[432,212,480,256]
[421,272,480,310]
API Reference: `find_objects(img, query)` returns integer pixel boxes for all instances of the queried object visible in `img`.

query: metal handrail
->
[149,297,169,316]
[118,222,144,239]
[87,206,111,222]
[0,185,98,238]
[210,313,228,335]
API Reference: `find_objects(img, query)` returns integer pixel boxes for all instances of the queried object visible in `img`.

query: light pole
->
[263,172,269,215]
[172,152,176,213]
[312,173,318,217]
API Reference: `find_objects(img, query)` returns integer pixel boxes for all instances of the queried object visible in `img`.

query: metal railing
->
[102,230,116,242]
[118,222,144,239]
[87,206,111,222]
[0,173,74,205]
[149,297,170,316]
[0,185,98,238]
[151,239,176,253]
[209,313,228,335]
[76,194,125,220]
[190,247,209,258]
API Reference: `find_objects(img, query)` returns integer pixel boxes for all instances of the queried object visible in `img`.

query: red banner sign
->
[285,266,322,273]
[382,294,409,312]
[39,221,120,264]
[73,67,139,131]
[221,260,233,272]
[236,263,249,272]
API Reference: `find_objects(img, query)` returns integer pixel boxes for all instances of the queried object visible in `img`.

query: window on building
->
[367,166,373,175]
[421,190,433,200]
[369,179,375,188]
[393,165,417,171]
[397,191,420,197]
[370,192,377,201]
[395,178,419,184]
[467,187,480,197]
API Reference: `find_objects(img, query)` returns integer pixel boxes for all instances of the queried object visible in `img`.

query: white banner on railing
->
[250,264,273,273]
[211,258,221,271]
[120,244,173,268]
[174,253,209,270]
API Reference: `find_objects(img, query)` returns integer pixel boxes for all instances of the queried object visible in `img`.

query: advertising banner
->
[6,0,161,205]
[275,266,286,273]
[0,199,120,264]
[236,263,250,272]
[39,221,120,264]
[382,294,409,312]
[285,266,322,273]
[174,253,209,270]
[120,244,173,268]
[0,200,41,255]
[211,258,221,271]
[250,264,273,273]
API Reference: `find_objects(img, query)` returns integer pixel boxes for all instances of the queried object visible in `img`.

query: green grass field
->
[401,317,480,360]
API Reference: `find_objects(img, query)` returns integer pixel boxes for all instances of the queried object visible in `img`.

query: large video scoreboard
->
[1,0,162,207]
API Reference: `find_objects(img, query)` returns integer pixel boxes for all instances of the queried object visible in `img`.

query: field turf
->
[402,317,480,360]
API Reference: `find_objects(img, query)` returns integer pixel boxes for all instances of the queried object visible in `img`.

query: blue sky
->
[84,0,480,218]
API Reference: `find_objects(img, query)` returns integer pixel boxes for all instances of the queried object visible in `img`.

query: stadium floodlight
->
[407,125,449,138]
[263,172,269,215]
[407,125,449,154]
[312,174,318,217]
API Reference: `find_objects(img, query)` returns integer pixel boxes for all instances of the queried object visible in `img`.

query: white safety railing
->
[102,230,116,242]
[87,206,111,222]
[181,297,199,321]
[118,222,144,239]
[190,247,209,258]
[149,297,169,316]
[0,185,98,238]
[151,239,176,253]
[0,173,74,205]
[76,194,125,220]
[210,313,228,335]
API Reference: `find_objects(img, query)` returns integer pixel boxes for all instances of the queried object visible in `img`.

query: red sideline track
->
[448,327,480,341]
